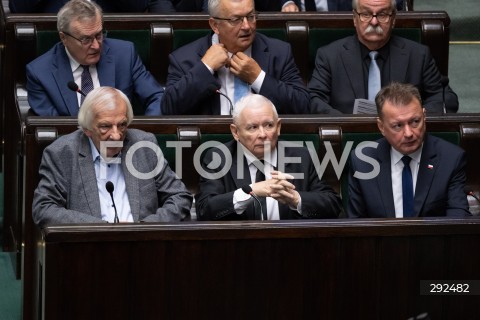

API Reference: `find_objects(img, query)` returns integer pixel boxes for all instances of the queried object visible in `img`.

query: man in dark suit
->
[347,82,470,218]
[162,0,309,115]
[195,94,342,221]
[308,0,458,114]
[25,0,163,116]
[32,87,192,227]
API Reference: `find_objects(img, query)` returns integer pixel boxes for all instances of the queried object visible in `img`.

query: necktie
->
[81,65,94,105]
[401,156,414,217]
[368,51,381,101]
[304,0,317,11]
[233,76,249,104]
[255,160,268,221]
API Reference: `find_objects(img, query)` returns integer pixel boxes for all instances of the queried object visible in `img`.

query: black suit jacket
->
[347,134,470,218]
[281,0,404,11]
[308,35,458,114]
[195,140,342,221]
[162,33,309,115]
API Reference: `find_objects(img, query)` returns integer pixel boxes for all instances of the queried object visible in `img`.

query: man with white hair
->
[308,0,458,114]
[195,93,342,220]
[32,87,192,227]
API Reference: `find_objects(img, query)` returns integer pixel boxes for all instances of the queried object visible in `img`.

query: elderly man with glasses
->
[26,0,163,116]
[308,0,458,114]
[161,0,309,115]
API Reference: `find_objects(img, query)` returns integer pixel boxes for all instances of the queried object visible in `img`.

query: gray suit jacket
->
[32,129,192,227]
[308,35,458,114]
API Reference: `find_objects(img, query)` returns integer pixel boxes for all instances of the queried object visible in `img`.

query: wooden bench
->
[33,217,480,320]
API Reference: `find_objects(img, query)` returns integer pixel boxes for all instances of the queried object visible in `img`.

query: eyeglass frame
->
[62,29,108,47]
[212,12,258,27]
[354,10,394,23]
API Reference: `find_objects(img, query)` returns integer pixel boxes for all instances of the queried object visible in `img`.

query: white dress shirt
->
[65,48,100,107]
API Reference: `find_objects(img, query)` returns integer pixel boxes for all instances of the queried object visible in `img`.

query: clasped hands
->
[201,43,261,84]
[251,171,300,208]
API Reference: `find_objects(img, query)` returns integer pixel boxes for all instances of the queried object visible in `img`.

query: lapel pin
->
[427,164,433,169]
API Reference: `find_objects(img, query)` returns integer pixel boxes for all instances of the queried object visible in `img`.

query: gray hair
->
[352,0,397,11]
[232,94,278,125]
[78,87,134,131]
[208,0,254,17]
[375,82,423,118]
[57,0,103,33]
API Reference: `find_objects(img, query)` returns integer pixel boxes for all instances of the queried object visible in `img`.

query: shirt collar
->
[241,143,278,169]
[391,144,423,166]
[211,33,252,57]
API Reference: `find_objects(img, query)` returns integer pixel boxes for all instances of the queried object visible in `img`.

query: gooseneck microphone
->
[207,84,234,115]
[241,185,265,220]
[67,81,87,97]
[105,181,119,223]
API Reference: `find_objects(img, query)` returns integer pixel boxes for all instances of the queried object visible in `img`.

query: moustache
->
[365,25,384,35]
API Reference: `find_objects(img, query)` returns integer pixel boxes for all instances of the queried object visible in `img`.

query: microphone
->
[207,84,234,115]
[105,181,119,223]
[241,185,265,220]
[440,76,449,114]
[67,81,86,97]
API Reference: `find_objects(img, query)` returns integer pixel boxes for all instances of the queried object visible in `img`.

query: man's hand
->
[269,171,300,208]
[230,52,261,85]
[201,43,230,71]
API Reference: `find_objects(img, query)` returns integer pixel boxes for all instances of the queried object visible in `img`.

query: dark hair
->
[375,82,422,117]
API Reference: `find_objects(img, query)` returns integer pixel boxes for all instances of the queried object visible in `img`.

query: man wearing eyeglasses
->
[162,0,310,115]
[308,0,458,114]
[347,82,469,218]
[26,0,163,116]
[32,86,192,226]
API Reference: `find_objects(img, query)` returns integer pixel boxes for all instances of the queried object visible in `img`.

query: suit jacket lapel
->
[229,141,256,219]
[377,140,396,217]
[97,41,116,87]
[201,34,221,114]
[388,36,408,82]
[251,34,269,74]
[78,134,103,218]
[52,45,80,115]
[342,37,366,99]
[414,135,437,216]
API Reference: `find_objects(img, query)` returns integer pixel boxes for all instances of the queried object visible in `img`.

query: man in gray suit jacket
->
[32,87,192,227]
[308,0,458,114]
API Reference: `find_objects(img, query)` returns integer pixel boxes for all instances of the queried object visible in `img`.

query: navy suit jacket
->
[26,38,163,116]
[347,134,470,218]
[308,35,459,114]
[162,33,309,115]
[195,140,342,221]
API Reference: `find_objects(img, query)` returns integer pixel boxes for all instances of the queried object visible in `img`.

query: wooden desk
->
[34,218,480,320]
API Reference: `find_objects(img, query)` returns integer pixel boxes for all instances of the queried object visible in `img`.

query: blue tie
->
[233,76,249,104]
[401,156,414,217]
[81,65,94,105]
[368,51,380,101]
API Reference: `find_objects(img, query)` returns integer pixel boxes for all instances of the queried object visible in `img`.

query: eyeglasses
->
[62,29,107,46]
[213,13,258,27]
[354,10,394,23]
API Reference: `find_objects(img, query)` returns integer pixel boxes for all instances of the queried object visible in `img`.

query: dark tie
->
[304,0,317,11]
[368,51,380,101]
[81,65,94,105]
[401,156,414,217]
[255,160,268,221]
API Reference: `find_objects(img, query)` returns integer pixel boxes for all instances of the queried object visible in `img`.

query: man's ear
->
[209,17,219,34]
[376,117,385,136]
[230,124,239,141]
